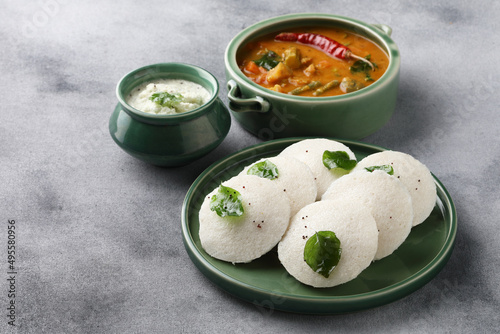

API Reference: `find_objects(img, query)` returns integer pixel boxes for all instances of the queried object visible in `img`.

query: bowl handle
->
[371,24,392,37]
[227,80,270,113]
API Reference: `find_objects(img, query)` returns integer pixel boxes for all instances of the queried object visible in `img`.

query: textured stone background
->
[1,0,499,333]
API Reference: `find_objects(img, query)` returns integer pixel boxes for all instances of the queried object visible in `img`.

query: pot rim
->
[116,62,220,123]
[224,13,401,102]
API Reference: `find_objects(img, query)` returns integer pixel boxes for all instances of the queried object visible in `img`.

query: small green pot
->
[224,13,400,140]
[110,63,231,167]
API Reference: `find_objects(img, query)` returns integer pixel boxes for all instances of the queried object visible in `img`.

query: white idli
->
[279,138,357,199]
[322,170,413,260]
[199,174,291,264]
[353,151,436,226]
[278,200,378,288]
[240,156,317,216]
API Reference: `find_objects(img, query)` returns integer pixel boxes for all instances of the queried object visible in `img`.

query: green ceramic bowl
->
[224,13,400,140]
[110,63,231,167]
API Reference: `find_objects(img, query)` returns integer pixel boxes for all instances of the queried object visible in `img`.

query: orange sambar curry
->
[237,27,389,97]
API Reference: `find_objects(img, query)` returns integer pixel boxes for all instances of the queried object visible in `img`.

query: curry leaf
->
[304,231,342,278]
[253,51,281,70]
[322,150,357,171]
[365,165,394,175]
[209,185,244,218]
[247,159,279,180]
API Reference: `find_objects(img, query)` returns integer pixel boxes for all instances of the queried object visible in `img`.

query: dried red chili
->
[275,32,374,69]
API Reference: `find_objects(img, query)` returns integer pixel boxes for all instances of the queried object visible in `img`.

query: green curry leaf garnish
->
[304,231,342,278]
[365,165,394,175]
[253,51,281,70]
[322,150,357,171]
[209,185,244,218]
[247,160,279,180]
[149,92,184,108]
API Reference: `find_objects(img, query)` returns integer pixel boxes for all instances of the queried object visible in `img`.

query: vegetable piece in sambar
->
[266,62,293,84]
[283,47,302,69]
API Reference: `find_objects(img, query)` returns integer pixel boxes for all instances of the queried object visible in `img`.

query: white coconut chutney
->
[126,79,211,115]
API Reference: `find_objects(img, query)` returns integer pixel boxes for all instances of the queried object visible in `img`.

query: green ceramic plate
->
[181,138,457,314]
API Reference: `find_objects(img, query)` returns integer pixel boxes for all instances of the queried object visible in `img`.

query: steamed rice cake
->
[278,200,378,288]
[353,151,436,226]
[199,175,291,263]
[322,170,413,260]
[279,138,357,199]
[240,156,317,216]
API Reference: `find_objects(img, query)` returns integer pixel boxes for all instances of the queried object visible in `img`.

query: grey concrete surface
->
[1,0,499,333]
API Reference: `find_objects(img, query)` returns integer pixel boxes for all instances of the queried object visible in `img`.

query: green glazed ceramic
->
[181,138,457,314]
[224,14,400,140]
[110,63,231,167]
